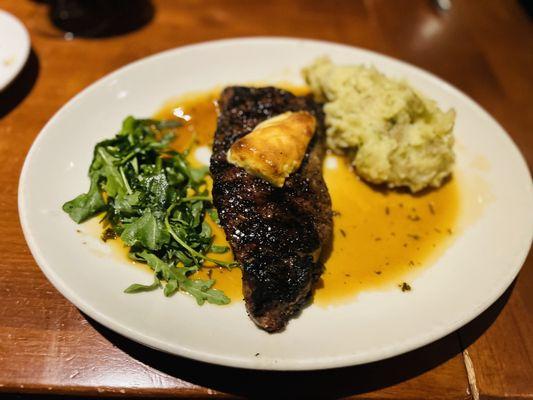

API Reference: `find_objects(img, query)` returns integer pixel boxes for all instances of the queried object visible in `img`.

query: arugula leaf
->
[118,115,137,137]
[156,120,182,129]
[163,279,179,297]
[62,175,105,223]
[181,279,230,305]
[124,276,161,293]
[207,208,220,224]
[209,244,229,254]
[190,165,209,184]
[190,201,204,227]
[140,171,171,211]
[113,191,141,214]
[97,147,127,197]
[200,221,212,239]
[137,251,189,280]
[137,251,228,304]
[121,210,169,250]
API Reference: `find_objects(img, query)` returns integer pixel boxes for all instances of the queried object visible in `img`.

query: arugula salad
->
[63,116,237,305]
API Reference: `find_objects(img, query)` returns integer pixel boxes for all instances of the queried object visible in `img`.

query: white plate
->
[18,38,533,370]
[0,10,30,91]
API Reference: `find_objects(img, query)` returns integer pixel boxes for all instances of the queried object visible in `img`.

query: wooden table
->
[0,0,531,398]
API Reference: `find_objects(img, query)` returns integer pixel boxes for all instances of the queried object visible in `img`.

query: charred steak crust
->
[210,87,333,332]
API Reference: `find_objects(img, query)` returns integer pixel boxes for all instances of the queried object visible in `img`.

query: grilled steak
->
[210,87,332,332]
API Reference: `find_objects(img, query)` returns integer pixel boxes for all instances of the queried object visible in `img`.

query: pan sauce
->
[149,89,459,304]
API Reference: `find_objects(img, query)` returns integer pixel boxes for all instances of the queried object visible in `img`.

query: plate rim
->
[18,36,533,370]
[0,9,30,91]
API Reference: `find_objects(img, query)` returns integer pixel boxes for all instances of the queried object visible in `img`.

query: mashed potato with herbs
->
[303,57,455,192]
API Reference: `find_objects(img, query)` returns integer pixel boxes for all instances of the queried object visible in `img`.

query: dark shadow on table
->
[0,49,40,120]
[82,282,515,399]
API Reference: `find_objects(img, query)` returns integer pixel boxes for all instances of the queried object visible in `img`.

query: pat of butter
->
[227,111,316,187]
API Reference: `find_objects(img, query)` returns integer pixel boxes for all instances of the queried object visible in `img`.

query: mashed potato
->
[303,57,455,192]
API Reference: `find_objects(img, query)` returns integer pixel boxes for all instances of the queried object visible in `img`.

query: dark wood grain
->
[0,0,531,398]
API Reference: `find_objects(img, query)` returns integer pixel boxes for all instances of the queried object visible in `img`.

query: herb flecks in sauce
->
[318,153,459,304]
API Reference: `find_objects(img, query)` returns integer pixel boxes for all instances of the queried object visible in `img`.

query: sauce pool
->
[121,88,460,304]
[318,157,458,304]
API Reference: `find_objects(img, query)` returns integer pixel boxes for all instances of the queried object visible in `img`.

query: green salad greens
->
[62,116,237,305]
